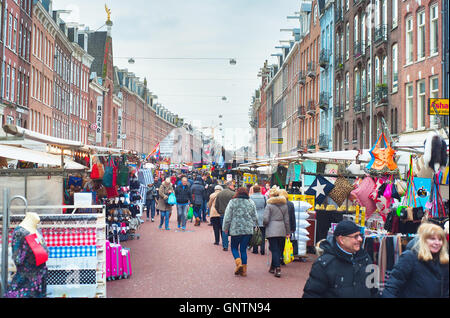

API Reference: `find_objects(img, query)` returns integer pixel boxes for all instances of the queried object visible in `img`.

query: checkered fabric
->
[47,269,97,285]
[48,246,97,258]
[41,228,96,247]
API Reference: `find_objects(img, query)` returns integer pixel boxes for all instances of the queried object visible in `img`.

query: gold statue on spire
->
[105,4,111,23]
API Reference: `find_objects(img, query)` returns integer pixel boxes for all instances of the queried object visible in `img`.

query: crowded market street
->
[107,206,315,298]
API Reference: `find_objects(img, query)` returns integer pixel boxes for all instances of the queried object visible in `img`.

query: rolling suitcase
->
[121,247,132,279]
[106,240,112,280]
[109,225,123,280]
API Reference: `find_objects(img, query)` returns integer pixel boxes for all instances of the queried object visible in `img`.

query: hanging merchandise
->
[423,132,448,173]
[303,160,317,187]
[304,175,334,205]
[102,157,115,188]
[350,177,377,219]
[430,170,447,218]
[366,132,399,175]
[369,177,390,221]
[117,155,130,187]
[328,177,354,207]
[90,156,104,180]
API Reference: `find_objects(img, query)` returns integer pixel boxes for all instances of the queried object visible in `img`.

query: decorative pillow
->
[305,175,335,205]
[328,177,354,206]
[350,177,377,218]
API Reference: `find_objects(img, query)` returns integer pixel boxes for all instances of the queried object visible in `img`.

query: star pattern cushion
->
[305,175,335,205]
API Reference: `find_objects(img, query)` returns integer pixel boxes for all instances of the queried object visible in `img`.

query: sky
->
[52,0,301,150]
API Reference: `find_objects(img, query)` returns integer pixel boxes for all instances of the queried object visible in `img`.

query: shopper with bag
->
[157,178,174,230]
[263,188,290,278]
[279,189,296,265]
[302,220,376,298]
[208,185,224,245]
[175,177,192,231]
[381,223,449,298]
[250,185,267,255]
[222,187,258,277]
[191,177,206,226]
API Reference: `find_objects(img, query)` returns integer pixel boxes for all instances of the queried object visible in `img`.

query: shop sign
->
[429,98,449,116]
[96,96,103,143]
[117,109,123,147]
[243,173,257,184]
[288,194,315,211]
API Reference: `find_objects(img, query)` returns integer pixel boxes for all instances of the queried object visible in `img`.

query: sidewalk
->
[107,206,315,298]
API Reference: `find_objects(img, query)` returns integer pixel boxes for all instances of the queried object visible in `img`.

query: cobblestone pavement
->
[107,206,315,298]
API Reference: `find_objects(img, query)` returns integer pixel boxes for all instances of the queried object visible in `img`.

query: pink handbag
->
[350,177,377,218]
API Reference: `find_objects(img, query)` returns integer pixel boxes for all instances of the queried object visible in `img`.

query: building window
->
[354,15,359,44]
[392,0,398,28]
[13,18,17,52]
[345,72,349,110]
[8,14,12,48]
[406,83,413,130]
[367,59,371,97]
[362,68,367,98]
[430,4,438,55]
[392,44,398,92]
[382,55,387,84]
[345,22,350,60]
[354,68,360,98]
[406,16,413,63]
[417,80,426,129]
[417,11,425,60]
[361,14,366,45]
[375,56,380,85]
[6,65,10,100]
[430,76,439,127]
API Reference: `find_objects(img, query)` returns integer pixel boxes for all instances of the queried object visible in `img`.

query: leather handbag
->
[328,177,354,206]
[413,207,424,221]
[249,226,263,248]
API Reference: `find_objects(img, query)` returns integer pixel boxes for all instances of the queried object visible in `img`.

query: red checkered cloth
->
[41,228,97,247]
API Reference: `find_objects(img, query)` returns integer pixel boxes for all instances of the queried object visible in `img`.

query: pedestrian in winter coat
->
[381,223,449,298]
[190,177,206,226]
[208,185,224,245]
[157,178,174,230]
[263,188,290,277]
[302,220,376,298]
[222,187,258,277]
[249,185,267,255]
[175,177,192,231]
[215,181,236,251]
[145,183,158,222]
[279,189,296,265]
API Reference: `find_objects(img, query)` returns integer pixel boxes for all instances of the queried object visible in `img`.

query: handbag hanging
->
[117,155,130,187]
[366,132,399,175]
[249,226,263,247]
[25,233,48,266]
[102,156,115,188]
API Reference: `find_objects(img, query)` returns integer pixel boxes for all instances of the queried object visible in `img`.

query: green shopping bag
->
[187,207,193,220]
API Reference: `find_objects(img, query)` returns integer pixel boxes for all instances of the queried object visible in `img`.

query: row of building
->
[0,0,183,155]
[250,0,449,159]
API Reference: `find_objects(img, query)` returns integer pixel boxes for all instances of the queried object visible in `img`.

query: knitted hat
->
[215,185,223,191]
[333,220,361,238]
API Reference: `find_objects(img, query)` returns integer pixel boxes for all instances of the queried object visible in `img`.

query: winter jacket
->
[175,184,191,205]
[208,190,222,218]
[287,200,296,233]
[302,239,376,298]
[263,196,290,238]
[381,249,449,298]
[190,178,205,206]
[222,196,258,236]
[146,185,157,201]
[156,181,174,212]
[214,188,236,216]
[250,193,266,227]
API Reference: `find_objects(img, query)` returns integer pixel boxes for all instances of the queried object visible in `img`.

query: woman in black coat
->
[382,223,449,298]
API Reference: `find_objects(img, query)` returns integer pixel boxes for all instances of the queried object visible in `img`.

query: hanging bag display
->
[102,156,114,188]
[117,155,130,187]
[328,177,354,206]
[366,132,399,175]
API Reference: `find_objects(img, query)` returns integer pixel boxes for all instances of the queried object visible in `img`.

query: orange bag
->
[367,133,398,173]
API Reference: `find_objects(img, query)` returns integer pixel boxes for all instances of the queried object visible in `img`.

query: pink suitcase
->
[122,248,132,279]
[106,241,112,280]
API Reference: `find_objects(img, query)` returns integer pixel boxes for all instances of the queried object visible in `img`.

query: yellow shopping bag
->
[283,237,294,264]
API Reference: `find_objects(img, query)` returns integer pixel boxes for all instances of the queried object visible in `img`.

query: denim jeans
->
[159,211,170,229]
[146,199,156,219]
[177,204,188,228]
[231,235,252,265]
[193,205,202,220]
[268,237,285,268]
[220,215,229,248]
[201,200,207,221]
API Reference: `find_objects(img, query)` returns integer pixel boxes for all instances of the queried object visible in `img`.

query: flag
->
[146,143,160,161]
[305,175,335,205]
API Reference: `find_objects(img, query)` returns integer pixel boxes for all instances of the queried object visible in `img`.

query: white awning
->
[3,125,84,148]
[0,144,86,170]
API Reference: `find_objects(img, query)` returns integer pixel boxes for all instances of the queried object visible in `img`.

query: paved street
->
[107,206,315,298]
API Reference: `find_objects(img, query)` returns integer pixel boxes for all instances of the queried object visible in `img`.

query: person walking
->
[190,176,206,226]
[381,223,449,298]
[249,185,267,255]
[145,183,158,222]
[154,176,162,216]
[208,185,224,245]
[175,177,192,231]
[263,188,290,278]
[156,178,174,231]
[279,189,296,265]
[215,181,236,251]
[222,187,258,277]
[302,220,376,298]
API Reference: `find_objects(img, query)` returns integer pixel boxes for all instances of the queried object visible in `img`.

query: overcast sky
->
[52,0,301,150]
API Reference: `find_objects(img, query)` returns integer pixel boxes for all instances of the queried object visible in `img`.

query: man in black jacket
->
[175,177,192,230]
[214,181,235,251]
[302,220,377,298]
[190,176,206,226]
